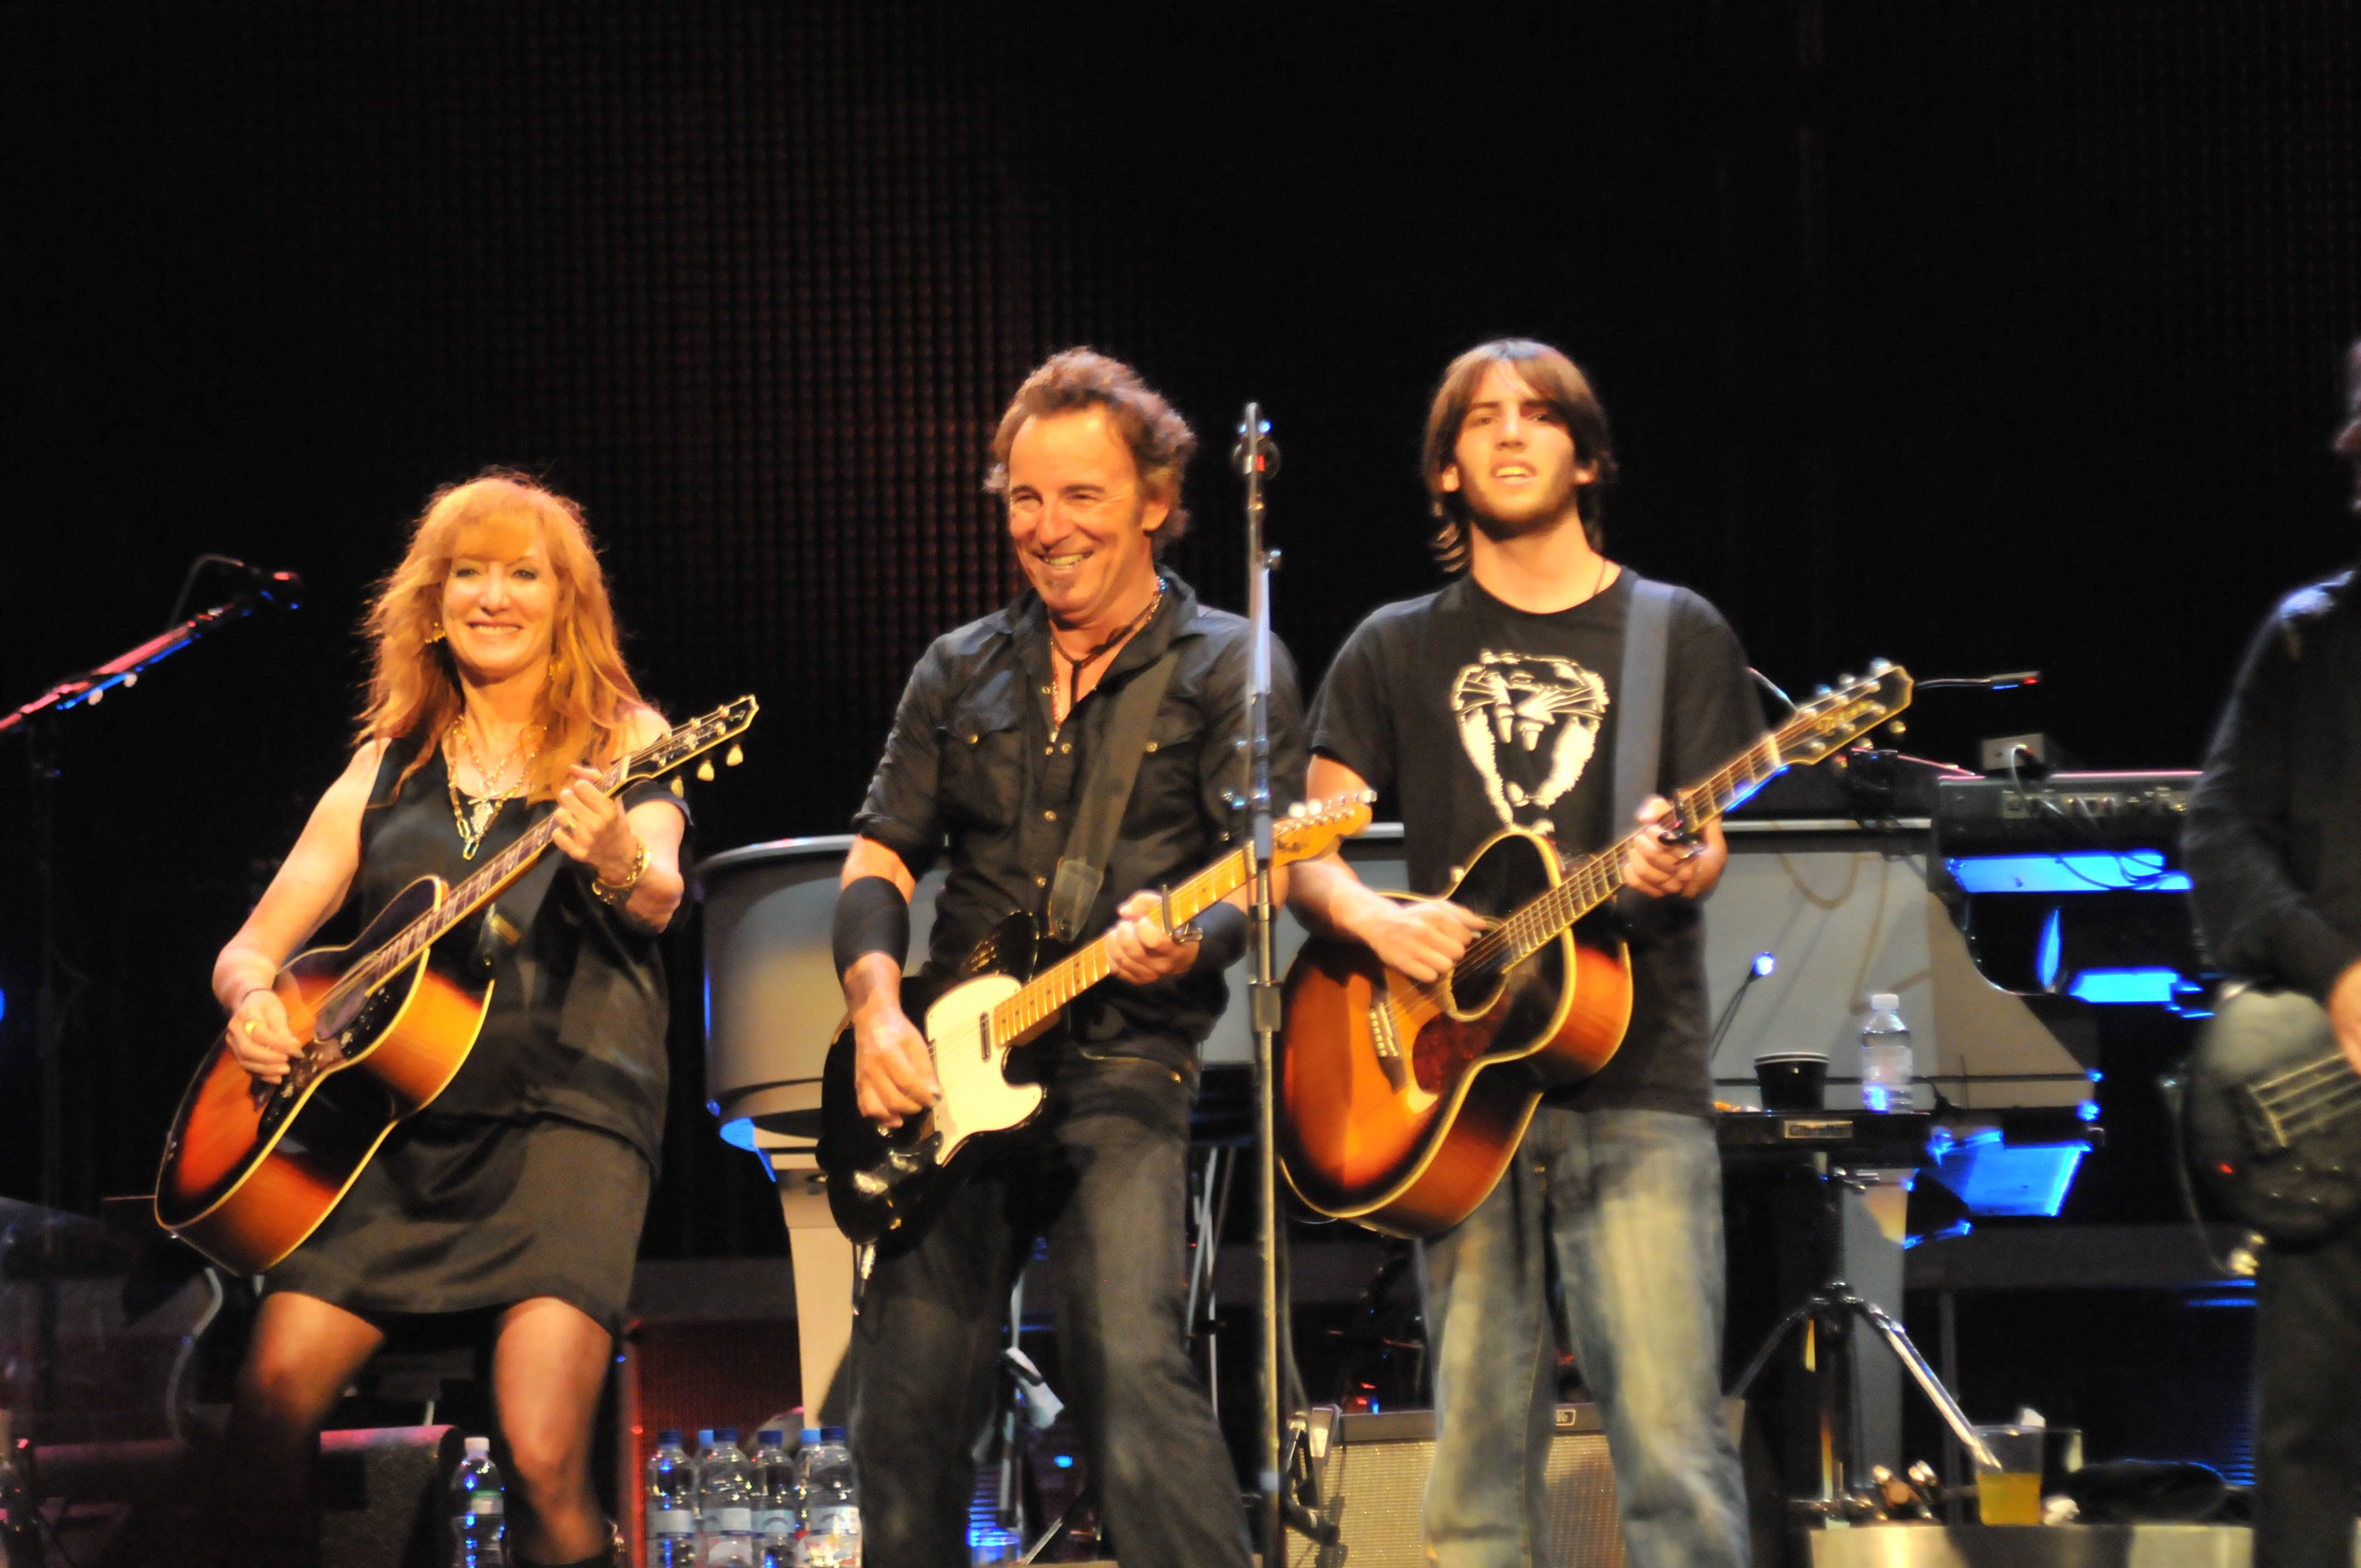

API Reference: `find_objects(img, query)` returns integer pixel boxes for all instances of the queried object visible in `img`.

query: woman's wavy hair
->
[983,347,1198,549]
[358,470,654,803]
[1423,338,1618,571]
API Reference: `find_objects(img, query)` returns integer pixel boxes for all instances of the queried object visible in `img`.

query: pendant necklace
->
[445,719,541,860]
[1050,576,1165,734]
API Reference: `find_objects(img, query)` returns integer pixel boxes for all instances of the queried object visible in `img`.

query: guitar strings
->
[2265,1077,2361,1139]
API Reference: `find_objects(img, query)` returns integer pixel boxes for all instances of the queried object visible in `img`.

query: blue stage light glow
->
[0,987,7,1025]
[1054,1455,1075,1469]
[1751,951,1776,978]
[717,1117,774,1185]
[1902,1219,1973,1250]
[2037,908,2063,989]
[2066,967,2184,1005]
[1946,852,2191,895]
[2077,1099,2102,1123]
[1932,1129,2085,1217]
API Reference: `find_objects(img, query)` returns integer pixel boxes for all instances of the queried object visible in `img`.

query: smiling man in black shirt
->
[2185,336,2361,1568]
[831,349,1302,1568]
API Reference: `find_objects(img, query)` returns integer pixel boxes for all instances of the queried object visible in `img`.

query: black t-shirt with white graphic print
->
[1308,570,1760,1116]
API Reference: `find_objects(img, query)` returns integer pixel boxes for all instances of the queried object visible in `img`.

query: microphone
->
[165,554,304,628]
[1706,951,1776,1059]
[1916,670,2039,690]
[1232,406,1281,480]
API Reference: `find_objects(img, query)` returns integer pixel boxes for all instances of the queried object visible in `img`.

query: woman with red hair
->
[207,470,684,1567]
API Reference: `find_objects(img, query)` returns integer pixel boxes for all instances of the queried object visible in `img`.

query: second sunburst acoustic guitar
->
[1276,665,1913,1238]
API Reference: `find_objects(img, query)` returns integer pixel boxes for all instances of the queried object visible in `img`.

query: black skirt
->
[264,1115,650,1337]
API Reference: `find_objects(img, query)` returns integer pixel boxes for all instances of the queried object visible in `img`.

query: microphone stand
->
[1233,405,1335,1562]
[0,575,299,1447]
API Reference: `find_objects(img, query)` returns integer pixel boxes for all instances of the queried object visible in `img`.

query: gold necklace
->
[444,721,541,860]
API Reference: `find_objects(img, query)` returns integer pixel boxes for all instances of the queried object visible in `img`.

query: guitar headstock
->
[617,695,761,791]
[1272,791,1377,865]
[1775,662,1912,766]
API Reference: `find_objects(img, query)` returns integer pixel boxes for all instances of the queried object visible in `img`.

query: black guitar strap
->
[1612,575,1675,830]
[1045,647,1180,944]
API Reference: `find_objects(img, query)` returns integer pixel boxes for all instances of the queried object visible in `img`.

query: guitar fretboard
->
[988,845,1259,1043]
[1490,732,1791,970]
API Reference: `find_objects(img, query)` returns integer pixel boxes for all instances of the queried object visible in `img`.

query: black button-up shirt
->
[854,573,1308,1064]
[2188,569,2361,999]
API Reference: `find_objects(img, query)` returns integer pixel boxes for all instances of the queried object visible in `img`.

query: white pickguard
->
[922,973,1046,1165]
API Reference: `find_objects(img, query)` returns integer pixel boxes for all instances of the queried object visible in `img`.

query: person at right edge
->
[1287,339,1755,1567]
[2185,335,2361,1568]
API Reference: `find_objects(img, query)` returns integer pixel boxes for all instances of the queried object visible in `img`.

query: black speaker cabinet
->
[1295,1401,1745,1568]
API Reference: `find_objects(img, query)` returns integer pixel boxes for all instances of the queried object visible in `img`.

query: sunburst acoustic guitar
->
[1277,665,1912,1238]
[154,696,759,1275]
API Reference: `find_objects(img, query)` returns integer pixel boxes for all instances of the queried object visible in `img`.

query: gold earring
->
[427,623,446,644]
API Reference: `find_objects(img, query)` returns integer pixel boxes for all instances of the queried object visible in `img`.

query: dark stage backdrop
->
[4,2,2359,1252]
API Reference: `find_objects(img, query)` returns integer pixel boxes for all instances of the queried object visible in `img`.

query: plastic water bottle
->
[699,1428,758,1566]
[1860,993,1914,1113]
[646,1430,699,1567]
[449,1435,507,1567]
[798,1428,860,1567]
[751,1429,799,1568]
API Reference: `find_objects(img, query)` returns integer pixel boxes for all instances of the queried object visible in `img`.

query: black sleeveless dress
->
[263,738,683,1336]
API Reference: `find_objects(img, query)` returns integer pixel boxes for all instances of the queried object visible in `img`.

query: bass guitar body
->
[1278,828,1632,1238]
[2184,982,2361,1246]
[154,876,491,1275]
[817,914,1050,1247]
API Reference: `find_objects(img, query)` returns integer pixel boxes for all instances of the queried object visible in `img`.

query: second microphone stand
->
[1233,405,1337,1564]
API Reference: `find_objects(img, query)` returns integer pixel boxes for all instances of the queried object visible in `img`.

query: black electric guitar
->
[815,796,1373,1247]
[2183,982,2361,1245]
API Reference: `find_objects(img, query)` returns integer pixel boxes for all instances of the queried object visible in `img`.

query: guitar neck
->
[1498,731,1790,966]
[990,845,1257,1042]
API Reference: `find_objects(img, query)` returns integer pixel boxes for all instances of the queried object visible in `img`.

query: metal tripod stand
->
[1730,1157,1999,1508]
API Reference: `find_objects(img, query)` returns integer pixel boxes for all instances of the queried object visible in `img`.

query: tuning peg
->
[1289,802,1307,818]
[670,777,686,797]
[696,759,717,782]
[725,744,744,767]
[1813,685,1832,699]
[1869,657,1892,674]
[1887,720,1907,737]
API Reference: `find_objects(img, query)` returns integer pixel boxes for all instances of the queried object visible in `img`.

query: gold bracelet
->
[592,837,651,908]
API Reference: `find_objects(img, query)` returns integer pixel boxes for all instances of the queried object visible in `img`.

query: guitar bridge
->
[1369,999,1408,1093]
[2233,1082,2292,1155]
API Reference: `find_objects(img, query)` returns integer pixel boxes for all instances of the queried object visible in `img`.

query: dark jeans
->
[2256,1222,2361,1567]
[848,1053,1252,1568]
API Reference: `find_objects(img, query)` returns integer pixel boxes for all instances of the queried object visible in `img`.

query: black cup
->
[1754,1052,1830,1112]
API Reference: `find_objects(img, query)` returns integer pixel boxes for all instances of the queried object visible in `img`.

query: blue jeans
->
[1419,1106,1748,1568]
[848,1054,1252,1568]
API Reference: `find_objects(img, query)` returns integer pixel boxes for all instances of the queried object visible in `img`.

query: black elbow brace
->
[833,875,911,977]
[1190,900,1250,973]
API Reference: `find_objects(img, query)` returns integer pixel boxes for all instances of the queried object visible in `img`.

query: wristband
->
[833,875,911,978]
[1187,900,1249,973]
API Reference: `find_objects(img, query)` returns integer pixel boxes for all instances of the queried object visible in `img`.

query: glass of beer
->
[1972,1425,2048,1526]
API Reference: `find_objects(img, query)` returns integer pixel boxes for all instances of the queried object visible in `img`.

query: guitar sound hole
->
[1411,1012,1495,1096]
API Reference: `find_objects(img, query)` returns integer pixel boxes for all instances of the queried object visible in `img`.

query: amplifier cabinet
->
[1297,1403,1626,1568]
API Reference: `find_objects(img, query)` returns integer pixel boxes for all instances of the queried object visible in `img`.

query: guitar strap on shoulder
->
[1046,647,1181,944]
[1612,575,1675,829]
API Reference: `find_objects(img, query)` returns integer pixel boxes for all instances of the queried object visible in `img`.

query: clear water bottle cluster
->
[646,1425,861,1567]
